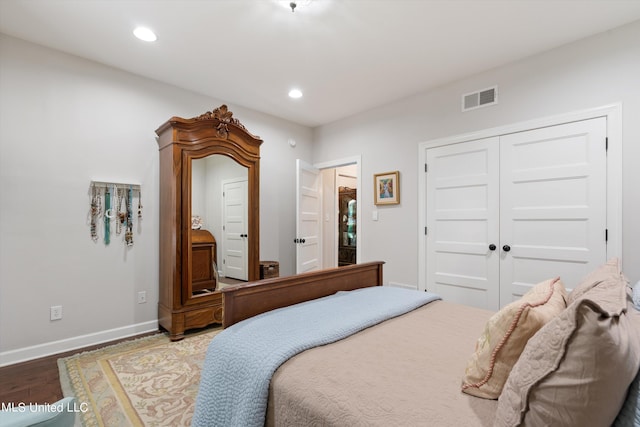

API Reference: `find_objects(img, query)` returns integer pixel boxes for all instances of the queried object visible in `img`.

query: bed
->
[193,260,640,427]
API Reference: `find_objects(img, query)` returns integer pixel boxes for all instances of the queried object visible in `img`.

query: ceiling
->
[2,1,640,127]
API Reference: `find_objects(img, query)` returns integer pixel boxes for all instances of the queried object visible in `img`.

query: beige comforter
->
[266,300,497,426]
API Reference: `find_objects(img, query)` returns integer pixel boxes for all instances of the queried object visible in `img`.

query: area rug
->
[58,328,220,426]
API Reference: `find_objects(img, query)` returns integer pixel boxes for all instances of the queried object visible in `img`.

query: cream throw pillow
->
[461,277,567,399]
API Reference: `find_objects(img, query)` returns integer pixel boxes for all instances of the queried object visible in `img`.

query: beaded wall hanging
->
[89,181,142,246]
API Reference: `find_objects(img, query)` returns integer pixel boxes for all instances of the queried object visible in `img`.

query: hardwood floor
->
[0,331,161,405]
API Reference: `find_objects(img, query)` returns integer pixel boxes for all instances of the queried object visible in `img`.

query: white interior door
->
[426,138,501,310]
[222,178,248,280]
[296,159,321,274]
[499,117,607,303]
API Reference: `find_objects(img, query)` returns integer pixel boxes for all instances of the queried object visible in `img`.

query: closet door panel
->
[499,117,607,305]
[426,138,500,311]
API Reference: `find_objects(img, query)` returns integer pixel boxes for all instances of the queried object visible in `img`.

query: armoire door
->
[426,117,607,310]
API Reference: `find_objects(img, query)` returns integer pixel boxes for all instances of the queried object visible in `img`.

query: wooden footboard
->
[221,261,384,327]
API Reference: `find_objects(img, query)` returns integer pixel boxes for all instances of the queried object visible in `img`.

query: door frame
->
[417,103,623,292]
[313,155,363,266]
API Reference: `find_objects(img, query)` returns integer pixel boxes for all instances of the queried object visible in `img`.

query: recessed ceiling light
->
[133,27,157,42]
[288,89,303,99]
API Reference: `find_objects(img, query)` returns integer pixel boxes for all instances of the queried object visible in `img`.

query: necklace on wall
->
[137,190,143,219]
[125,186,134,246]
[90,185,102,242]
[103,185,111,245]
[116,187,125,235]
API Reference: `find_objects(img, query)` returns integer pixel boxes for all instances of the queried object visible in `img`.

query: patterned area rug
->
[58,328,220,426]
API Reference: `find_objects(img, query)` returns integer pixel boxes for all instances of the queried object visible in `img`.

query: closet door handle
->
[489,244,496,251]
[502,245,511,252]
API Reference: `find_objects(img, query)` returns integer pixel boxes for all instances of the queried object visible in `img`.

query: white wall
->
[313,20,640,288]
[0,34,312,364]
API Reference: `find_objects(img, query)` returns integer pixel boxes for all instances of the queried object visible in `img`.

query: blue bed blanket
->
[191,286,441,427]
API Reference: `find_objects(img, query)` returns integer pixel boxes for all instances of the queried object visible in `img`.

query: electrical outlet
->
[50,305,63,321]
[137,291,147,304]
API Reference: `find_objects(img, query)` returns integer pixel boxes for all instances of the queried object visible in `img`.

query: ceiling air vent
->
[462,86,498,112]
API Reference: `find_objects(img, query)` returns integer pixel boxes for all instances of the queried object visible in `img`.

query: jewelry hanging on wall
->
[125,185,134,246]
[89,181,141,246]
[103,185,111,245]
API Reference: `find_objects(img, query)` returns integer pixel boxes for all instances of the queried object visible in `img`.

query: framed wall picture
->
[374,171,400,205]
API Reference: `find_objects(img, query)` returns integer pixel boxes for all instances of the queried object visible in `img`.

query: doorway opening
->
[296,156,362,273]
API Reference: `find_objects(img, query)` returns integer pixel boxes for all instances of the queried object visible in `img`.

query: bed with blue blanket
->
[191,262,498,426]
[192,261,640,427]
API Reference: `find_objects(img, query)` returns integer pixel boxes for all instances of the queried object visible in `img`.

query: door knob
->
[489,244,496,251]
[502,245,511,252]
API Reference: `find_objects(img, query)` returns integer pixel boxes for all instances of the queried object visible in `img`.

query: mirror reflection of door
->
[191,155,248,294]
[222,178,248,280]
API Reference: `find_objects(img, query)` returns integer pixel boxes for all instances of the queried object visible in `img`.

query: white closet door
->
[426,137,500,310]
[499,117,607,304]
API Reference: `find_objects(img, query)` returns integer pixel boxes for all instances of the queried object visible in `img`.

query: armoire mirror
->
[156,105,262,340]
[191,155,249,297]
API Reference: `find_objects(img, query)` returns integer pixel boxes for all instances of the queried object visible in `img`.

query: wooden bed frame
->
[221,261,384,327]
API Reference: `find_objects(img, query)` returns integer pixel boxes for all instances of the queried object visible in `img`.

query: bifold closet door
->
[426,117,608,310]
[425,137,501,311]
[499,117,607,304]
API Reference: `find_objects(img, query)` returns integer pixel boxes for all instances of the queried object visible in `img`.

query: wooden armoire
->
[155,105,262,340]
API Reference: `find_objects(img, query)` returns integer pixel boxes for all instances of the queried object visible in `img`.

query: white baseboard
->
[387,281,418,290]
[0,320,159,367]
